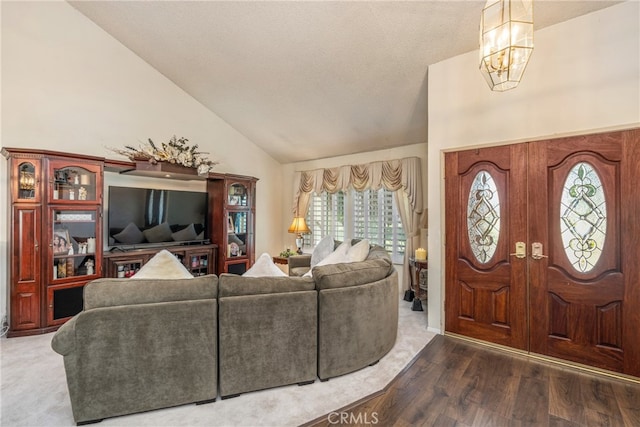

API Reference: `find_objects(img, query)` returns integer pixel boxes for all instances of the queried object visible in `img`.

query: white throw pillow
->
[132,249,193,279]
[347,239,370,262]
[303,241,351,277]
[243,253,287,277]
[311,235,334,268]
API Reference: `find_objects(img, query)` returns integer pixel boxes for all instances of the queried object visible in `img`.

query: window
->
[304,189,405,263]
[305,191,345,245]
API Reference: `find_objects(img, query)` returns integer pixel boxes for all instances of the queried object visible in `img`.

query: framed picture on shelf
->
[53,229,71,254]
[227,215,235,233]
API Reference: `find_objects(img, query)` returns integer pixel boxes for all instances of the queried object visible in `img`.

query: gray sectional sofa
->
[51,244,398,425]
[51,276,219,425]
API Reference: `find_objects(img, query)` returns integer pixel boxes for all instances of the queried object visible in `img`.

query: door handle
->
[532,242,548,260]
[510,242,526,259]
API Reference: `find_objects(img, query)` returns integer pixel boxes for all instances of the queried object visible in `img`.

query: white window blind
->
[304,189,405,263]
[305,191,345,246]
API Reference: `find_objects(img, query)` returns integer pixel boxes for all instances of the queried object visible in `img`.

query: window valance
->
[292,157,424,216]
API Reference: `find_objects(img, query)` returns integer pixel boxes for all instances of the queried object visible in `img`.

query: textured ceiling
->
[69,1,621,164]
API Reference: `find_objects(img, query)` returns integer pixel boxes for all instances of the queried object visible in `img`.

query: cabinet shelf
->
[53,253,96,259]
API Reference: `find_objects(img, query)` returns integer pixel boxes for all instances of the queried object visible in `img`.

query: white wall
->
[0,1,285,324]
[427,2,640,333]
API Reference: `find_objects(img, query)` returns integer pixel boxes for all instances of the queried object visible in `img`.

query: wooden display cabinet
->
[3,148,103,337]
[103,244,218,278]
[207,174,257,274]
[3,147,229,337]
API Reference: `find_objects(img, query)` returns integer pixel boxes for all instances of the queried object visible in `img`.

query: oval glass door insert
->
[467,170,500,264]
[560,162,607,273]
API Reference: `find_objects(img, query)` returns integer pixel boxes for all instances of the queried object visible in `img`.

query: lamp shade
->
[479,0,534,91]
[288,217,310,234]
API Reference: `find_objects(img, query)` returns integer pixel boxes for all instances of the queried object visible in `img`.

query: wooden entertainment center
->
[2,148,257,337]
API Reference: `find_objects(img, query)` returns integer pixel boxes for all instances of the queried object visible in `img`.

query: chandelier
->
[479,0,534,91]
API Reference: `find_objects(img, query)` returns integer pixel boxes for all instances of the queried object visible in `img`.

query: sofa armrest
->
[51,315,77,356]
[288,254,311,276]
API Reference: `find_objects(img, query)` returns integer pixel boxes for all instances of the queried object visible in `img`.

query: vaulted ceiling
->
[69,1,620,163]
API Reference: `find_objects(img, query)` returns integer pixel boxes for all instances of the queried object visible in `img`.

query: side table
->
[272,256,289,265]
[408,257,428,311]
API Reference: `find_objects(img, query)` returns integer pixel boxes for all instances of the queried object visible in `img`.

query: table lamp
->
[288,217,310,254]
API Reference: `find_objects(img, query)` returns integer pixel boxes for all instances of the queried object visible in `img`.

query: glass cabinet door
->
[50,208,100,281]
[227,211,248,257]
[51,165,99,202]
[16,161,39,201]
[228,183,248,207]
[187,251,210,276]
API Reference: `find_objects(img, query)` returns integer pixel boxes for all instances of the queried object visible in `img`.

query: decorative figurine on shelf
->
[57,261,67,278]
[78,186,87,200]
[85,259,94,276]
[87,237,96,254]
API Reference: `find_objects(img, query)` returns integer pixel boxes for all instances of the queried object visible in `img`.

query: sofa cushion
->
[143,222,173,243]
[132,249,193,279]
[365,244,391,261]
[243,253,287,277]
[346,238,370,262]
[83,274,218,310]
[113,222,144,244]
[313,258,393,290]
[171,223,197,241]
[219,274,315,297]
[303,241,351,277]
[311,235,334,268]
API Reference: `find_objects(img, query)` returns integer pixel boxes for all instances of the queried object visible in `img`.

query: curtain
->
[292,157,425,291]
[293,157,423,216]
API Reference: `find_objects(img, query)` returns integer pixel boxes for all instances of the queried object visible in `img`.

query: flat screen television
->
[107,186,208,249]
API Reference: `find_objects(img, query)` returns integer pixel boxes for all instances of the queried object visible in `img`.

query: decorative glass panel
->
[560,162,606,273]
[18,162,36,199]
[467,171,501,263]
[52,166,96,201]
[228,183,247,206]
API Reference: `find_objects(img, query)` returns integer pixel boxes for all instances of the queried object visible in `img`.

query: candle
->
[415,248,427,261]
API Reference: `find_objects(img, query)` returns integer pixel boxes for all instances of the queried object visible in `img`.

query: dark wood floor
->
[304,335,640,427]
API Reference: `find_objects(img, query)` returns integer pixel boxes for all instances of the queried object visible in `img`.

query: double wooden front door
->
[445,129,640,377]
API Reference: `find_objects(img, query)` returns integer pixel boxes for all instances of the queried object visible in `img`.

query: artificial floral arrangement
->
[279,248,297,258]
[109,136,219,176]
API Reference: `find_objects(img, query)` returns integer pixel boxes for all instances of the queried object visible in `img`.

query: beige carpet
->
[0,294,433,427]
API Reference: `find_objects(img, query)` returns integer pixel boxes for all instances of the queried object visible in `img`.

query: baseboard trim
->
[444,332,640,385]
[427,326,441,334]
